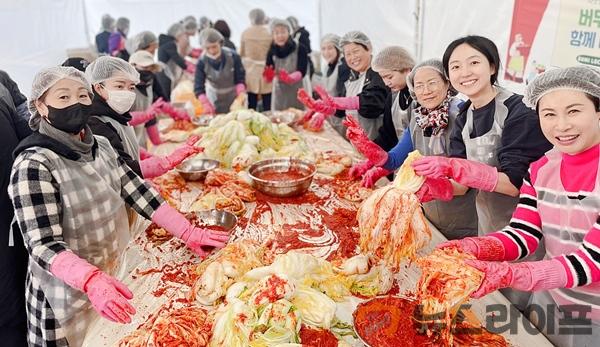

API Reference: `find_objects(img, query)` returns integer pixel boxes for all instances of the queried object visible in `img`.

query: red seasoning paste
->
[353,296,432,347]
[255,168,307,181]
[299,325,339,347]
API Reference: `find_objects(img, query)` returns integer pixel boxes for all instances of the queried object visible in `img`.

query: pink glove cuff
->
[333,96,360,110]
[288,71,302,83]
[140,156,171,179]
[146,124,162,145]
[523,259,568,291]
[151,204,191,240]
[50,251,99,292]
[129,111,154,126]
[470,236,505,261]
[235,83,246,95]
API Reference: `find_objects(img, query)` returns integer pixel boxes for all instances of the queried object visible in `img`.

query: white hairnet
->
[126,31,157,54]
[116,17,130,32]
[28,66,92,130]
[85,56,140,85]
[167,22,185,38]
[340,31,371,50]
[101,14,115,31]
[270,18,291,34]
[372,46,414,73]
[199,16,212,30]
[286,16,299,31]
[183,17,198,34]
[249,8,265,25]
[524,65,600,109]
[199,28,224,46]
[406,58,455,98]
[321,33,341,51]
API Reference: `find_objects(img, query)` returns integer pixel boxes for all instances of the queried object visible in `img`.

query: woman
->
[213,19,236,51]
[156,22,195,99]
[85,56,199,179]
[346,59,478,240]
[264,18,309,110]
[108,17,130,61]
[10,66,229,346]
[312,31,389,140]
[95,14,114,55]
[310,33,350,135]
[439,65,600,346]
[411,35,552,310]
[240,8,272,111]
[194,28,246,114]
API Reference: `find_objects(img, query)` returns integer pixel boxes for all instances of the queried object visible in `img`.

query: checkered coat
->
[9,135,163,346]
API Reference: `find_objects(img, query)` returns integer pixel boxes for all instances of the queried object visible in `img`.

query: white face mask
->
[106,89,136,115]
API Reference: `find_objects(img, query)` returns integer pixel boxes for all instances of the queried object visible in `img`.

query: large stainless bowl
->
[190,114,212,126]
[175,158,220,181]
[191,209,238,232]
[248,158,316,197]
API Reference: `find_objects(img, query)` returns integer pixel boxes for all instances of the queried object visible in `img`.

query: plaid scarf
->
[414,92,451,136]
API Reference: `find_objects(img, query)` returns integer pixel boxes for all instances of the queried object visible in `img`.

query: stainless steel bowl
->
[191,209,238,232]
[175,158,220,181]
[248,158,316,197]
[263,110,297,126]
[190,114,212,126]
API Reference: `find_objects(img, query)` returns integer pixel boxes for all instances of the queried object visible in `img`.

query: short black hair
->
[442,35,501,85]
[213,20,231,39]
[585,93,600,112]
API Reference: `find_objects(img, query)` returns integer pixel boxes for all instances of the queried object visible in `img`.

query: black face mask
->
[136,70,154,96]
[46,103,91,134]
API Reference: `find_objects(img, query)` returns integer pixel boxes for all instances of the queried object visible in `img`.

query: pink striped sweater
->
[489,144,600,320]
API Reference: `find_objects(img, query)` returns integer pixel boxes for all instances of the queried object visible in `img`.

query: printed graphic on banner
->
[553,0,600,67]
[505,0,549,84]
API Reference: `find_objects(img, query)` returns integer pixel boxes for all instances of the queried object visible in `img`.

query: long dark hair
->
[213,20,231,39]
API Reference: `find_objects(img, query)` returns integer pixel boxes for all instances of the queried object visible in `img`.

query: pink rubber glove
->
[348,159,375,179]
[278,69,302,84]
[50,251,135,323]
[151,204,231,256]
[466,259,567,298]
[158,101,191,122]
[146,124,163,145]
[307,112,329,131]
[343,115,388,165]
[412,156,499,192]
[415,176,454,203]
[263,65,276,83]
[129,110,157,126]
[301,109,316,124]
[139,147,155,160]
[437,236,505,261]
[313,99,336,115]
[362,166,391,188]
[185,61,196,74]
[198,94,216,115]
[140,136,203,178]
[235,83,246,96]
[190,47,203,58]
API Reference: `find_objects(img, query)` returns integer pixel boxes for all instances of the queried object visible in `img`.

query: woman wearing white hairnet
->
[156,22,196,98]
[193,28,246,114]
[240,8,273,111]
[263,18,309,110]
[437,65,600,346]
[85,56,200,179]
[311,31,389,140]
[10,66,229,346]
[344,59,478,240]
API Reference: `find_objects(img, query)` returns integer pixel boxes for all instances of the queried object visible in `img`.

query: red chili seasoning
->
[322,208,359,260]
[299,325,339,347]
[253,275,289,305]
[255,168,307,181]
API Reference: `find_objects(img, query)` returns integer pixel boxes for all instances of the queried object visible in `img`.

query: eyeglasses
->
[414,80,443,93]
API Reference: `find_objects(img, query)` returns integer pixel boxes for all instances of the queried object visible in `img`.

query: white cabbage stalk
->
[291,285,337,329]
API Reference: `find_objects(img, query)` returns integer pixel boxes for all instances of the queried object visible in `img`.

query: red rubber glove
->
[145,124,162,145]
[278,69,302,84]
[343,115,388,165]
[158,100,191,122]
[263,65,275,83]
[297,88,318,110]
[415,177,454,203]
[437,236,505,261]
[151,204,230,256]
[198,94,216,115]
[361,166,391,188]
[189,47,202,58]
[348,159,375,179]
[307,112,329,131]
[466,259,567,298]
[50,251,135,323]
[412,156,499,192]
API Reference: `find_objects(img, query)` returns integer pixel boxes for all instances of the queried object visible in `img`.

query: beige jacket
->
[240,25,273,94]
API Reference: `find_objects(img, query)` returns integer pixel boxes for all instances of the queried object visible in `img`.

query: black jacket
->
[95,31,111,54]
[342,67,389,119]
[158,34,187,70]
[374,87,412,152]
